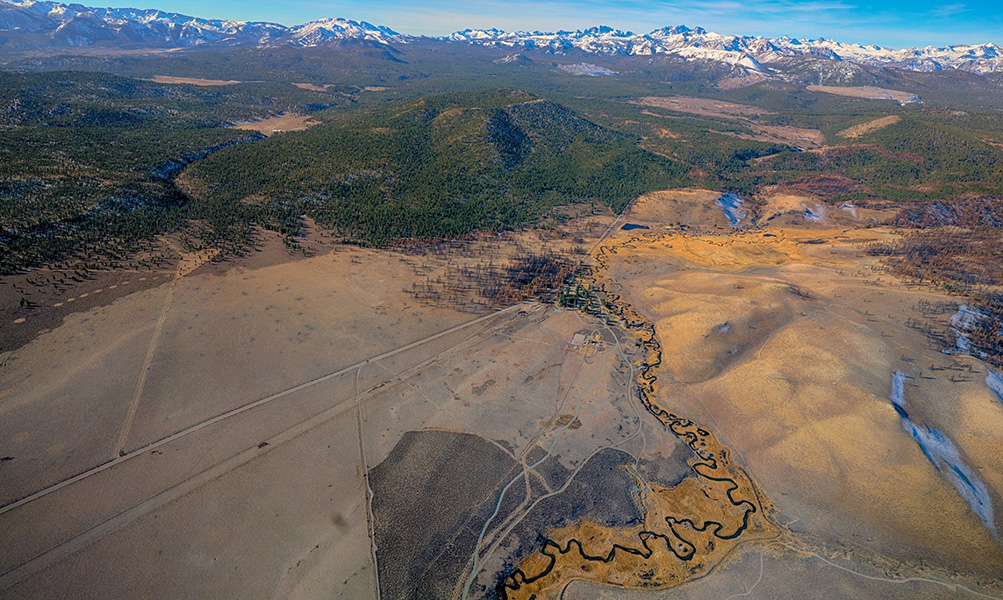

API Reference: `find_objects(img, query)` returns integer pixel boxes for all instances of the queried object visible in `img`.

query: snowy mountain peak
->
[447,28,509,42]
[283,17,404,47]
[650,25,707,36]
[577,25,632,37]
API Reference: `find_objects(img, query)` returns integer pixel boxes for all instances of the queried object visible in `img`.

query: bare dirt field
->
[752,190,885,228]
[148,75,242,86]
[0,212,661,599]
[0,241,515,597]
[637,96,775,119]
[631,188,727,224]
[0,227,334,355]
[632,188,876,231]
[808,85,920,104]
[292,82,332,92]
[0,265,171,353]
[229,113,321,135]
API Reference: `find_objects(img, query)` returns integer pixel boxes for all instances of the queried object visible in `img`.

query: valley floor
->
[1,192,1002,600]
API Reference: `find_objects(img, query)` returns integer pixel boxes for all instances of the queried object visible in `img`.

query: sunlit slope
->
[180,89,690,244]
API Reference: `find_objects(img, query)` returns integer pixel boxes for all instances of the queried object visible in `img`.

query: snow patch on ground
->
[802,203,826,222]
[986,370,1003,404]
[890,371,996,535]
[948,304,989,357]
[716,193,746,227]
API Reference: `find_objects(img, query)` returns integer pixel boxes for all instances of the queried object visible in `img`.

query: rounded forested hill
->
[0,70,340,273]
[180,88,691,245]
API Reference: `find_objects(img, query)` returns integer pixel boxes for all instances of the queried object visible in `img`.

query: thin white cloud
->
[930,3,970,17]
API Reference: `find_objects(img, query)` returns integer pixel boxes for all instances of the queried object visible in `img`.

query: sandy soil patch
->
[808,85,920,104]
[838,115,903,138]
[229,113,321,135]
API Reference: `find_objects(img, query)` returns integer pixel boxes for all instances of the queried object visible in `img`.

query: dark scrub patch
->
[371,429,521,600]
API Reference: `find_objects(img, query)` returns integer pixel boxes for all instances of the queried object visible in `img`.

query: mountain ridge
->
[2,0,1002,75]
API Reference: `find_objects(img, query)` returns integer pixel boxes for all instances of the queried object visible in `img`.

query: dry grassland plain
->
[2,189,1003,600]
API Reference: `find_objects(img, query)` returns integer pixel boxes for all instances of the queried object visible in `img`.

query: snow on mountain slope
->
[448,25,637,55]
[0,0,403,48]
[672,47,768,72]
[281,18,405,47]
[799,39,1003,74]
[1,0,1002,75]
[0,0,289,46]
[445,25,1003,74]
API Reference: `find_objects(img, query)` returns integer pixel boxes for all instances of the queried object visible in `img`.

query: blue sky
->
[106,0,1003,47]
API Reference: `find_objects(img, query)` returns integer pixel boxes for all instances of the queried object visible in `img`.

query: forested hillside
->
[0,71,334,273]
[7,56,1003,276]
[180,89,691,245]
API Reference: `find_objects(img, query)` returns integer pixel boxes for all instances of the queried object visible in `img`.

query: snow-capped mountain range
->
[447,25,1003,75]
[2,0,1002,75]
